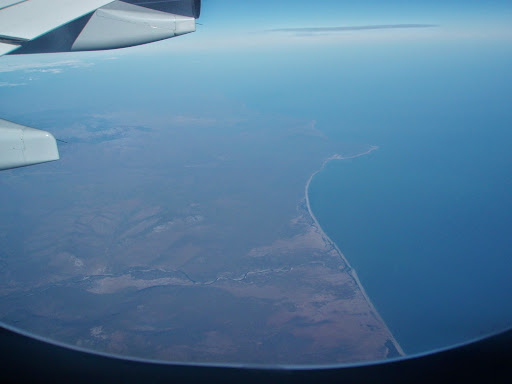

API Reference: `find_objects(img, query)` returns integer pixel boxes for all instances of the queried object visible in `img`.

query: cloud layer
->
[266,24,437,34]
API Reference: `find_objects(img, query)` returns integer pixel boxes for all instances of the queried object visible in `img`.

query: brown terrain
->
[0,109,401,365]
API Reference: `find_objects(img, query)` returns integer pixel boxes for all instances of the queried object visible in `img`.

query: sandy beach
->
[304,145,405,356]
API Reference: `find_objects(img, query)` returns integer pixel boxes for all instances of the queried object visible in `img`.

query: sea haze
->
[308,41,512,354]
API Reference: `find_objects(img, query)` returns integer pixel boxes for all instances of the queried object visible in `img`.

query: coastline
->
[304,145,405,357]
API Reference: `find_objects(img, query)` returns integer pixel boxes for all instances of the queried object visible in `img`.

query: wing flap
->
[0,0,114,41]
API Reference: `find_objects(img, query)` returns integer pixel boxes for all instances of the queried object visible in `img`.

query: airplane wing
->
[0,0,116,48]
[0,0,201,170]
[0,0,200,55]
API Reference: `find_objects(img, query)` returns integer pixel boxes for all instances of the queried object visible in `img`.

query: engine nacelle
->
[0,119,59,171]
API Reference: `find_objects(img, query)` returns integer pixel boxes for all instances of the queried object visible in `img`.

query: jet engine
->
[0,119,59,171]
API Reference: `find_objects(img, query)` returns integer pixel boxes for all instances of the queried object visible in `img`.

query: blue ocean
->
[307,42,512,354]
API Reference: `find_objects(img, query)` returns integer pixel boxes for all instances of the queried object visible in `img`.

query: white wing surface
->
[0,1,28,10]
[0,42,20,55]
[0,0,114,41]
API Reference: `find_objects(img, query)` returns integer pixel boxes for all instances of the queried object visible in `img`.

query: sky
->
[0,0,510,96]
[192,0,512,47]
[0,1,511,68]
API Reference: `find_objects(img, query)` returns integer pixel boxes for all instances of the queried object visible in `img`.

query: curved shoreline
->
[304,146,405,356]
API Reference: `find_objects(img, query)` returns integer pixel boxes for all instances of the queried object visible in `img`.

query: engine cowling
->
[0,119,59,171]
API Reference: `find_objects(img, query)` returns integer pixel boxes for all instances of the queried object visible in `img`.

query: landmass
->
[0,108,403,364]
